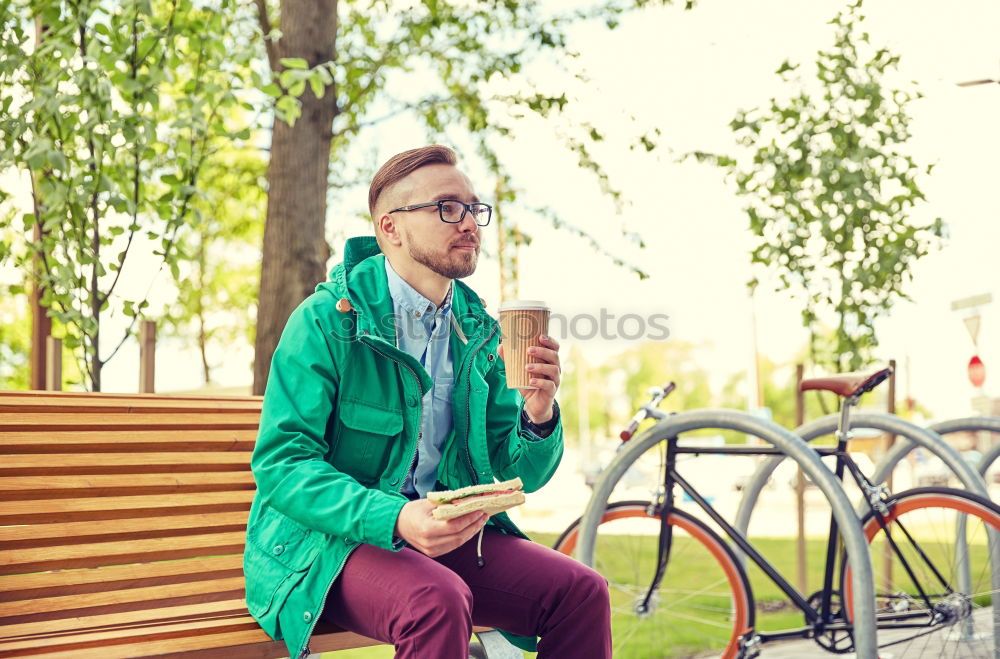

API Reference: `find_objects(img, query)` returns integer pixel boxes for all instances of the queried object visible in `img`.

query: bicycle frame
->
[652,436,840,643]
[645,399,959,648]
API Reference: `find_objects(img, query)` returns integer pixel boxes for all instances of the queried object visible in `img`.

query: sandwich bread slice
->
[427,477,525,520]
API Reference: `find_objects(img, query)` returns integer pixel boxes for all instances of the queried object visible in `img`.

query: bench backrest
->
[0,390,278,657]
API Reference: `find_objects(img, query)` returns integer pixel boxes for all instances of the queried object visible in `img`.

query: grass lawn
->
[322,530,994,659]
[321,533,826,659]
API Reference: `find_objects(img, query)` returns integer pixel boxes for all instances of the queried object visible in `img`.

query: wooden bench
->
[0,391,518,658]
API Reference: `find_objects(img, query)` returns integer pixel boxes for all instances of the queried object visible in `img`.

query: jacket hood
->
[315,236,495,342]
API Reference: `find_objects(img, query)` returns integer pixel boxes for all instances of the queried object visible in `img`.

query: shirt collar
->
[385,258,454,318]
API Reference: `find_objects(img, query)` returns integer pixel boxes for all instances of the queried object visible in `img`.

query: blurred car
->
[912,449,982,487]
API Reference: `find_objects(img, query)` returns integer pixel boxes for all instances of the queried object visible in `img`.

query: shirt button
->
[418,431,423,440]
[272,544,285,556]
[414,311,421,317]
[303,611,312,622]
[407,396,417,407]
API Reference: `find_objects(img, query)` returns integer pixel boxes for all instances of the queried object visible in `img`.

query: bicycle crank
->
[805,590,855,654]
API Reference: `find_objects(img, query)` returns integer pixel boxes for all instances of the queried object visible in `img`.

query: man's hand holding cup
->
[497,301,560,424]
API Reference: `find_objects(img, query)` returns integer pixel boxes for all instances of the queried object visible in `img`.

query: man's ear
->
[378,213,404,247]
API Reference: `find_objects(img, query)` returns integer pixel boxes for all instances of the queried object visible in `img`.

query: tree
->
[0,0,256,390]
[250,0,689,394]
[161,144,266,385]
[693,0,944,373]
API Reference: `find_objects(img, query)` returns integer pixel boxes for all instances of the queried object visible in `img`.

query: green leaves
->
[707,1,944,373]
[1,0,259,390]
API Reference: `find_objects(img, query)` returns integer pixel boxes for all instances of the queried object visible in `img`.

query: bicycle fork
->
[637,435,679,617]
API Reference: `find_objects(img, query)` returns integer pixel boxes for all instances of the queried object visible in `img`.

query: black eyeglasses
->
[388,199,493,227]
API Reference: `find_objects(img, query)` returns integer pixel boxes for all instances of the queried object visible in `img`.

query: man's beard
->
[405,231,479,279]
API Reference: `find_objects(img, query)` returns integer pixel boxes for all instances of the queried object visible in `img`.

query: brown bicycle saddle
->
[800,366,893,398]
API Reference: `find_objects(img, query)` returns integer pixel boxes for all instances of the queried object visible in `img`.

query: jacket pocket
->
[244,506,324,623]
[333,398,405,484]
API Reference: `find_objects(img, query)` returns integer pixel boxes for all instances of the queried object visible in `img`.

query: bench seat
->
[0,391,384,658]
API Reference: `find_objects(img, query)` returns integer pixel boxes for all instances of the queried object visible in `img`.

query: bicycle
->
[554,367,1000,658]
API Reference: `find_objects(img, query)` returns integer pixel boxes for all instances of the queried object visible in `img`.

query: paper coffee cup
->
[498,300,550,390]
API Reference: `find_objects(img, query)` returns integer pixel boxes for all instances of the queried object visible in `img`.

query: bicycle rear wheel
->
[843,487,1000,658]
[554,501,754,659]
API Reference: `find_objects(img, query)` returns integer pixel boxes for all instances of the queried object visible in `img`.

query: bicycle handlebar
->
[619,381,676,441]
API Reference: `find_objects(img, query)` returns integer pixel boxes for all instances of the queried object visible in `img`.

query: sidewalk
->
[715,607,994,658]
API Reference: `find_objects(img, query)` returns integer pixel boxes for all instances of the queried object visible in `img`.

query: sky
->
[6,0,999,423]
[498,0,1000,421]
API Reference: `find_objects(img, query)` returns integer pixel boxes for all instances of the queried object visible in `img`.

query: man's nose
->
[456,212,479,232]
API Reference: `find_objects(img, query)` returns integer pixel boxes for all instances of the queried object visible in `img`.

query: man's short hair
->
[368,145,458,220]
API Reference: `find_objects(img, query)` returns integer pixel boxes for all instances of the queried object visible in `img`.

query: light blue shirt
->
[386,261,456,498]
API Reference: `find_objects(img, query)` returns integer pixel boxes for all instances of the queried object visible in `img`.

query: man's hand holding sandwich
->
[395,479,525,557]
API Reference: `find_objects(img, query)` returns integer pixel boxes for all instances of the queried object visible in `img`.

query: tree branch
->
[254,0,279,72]
[97,146,138,307]
[140,0,178,71]
[332,96,447,139]
[337,54,392,117]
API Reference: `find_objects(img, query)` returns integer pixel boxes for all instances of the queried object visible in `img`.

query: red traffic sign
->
[969,355,986,387]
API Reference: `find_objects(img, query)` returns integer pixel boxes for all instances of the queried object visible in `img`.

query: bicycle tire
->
[842,486,1000,658]
[555,500,755,659]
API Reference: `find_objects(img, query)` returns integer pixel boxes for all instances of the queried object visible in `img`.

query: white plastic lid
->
[498,299,549,312]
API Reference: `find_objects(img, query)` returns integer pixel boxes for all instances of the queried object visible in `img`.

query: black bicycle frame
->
[643,430,957,646]
[645,435,869,643]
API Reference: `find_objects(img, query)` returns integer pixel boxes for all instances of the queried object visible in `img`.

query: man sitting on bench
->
[244,145,611,659]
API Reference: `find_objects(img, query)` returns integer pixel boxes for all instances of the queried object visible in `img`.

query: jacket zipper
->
[298,334,425,658]
[460,324,497,486]
[460,323,524,552]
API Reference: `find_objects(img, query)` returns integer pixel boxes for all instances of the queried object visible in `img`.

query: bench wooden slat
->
[0,390,258,401]
[0,576,247,619]
[0,614,263,654]
[1,625,380,659]
[0,413,259,431]
[0,531,247,574]
[0,599,248,640]
[0,555,244,595]
[0,429,257,451]
[0,453,252,471]
[0,490,255,526]
[0,512,248,546]
[0,472,255,493]
[0,394,260,410]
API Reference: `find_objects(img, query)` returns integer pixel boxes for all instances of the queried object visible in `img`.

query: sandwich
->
[428,477,525,520]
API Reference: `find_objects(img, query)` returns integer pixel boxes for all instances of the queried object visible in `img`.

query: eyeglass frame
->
[387,199,493,227]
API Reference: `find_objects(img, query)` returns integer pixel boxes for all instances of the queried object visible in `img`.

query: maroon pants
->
[321,528,611,658]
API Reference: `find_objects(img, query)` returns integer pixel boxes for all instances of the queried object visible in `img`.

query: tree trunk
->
[29,15,51,391]
[197,232,210,384]
[252,0,338,395]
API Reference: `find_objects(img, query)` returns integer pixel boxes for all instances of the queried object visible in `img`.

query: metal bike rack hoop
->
[875,416,1000,481]
[576,408,879,659]
[730,412,999,658]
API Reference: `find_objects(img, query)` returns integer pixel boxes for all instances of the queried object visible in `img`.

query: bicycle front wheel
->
[843,487,1000,658]
[554,501,754,659]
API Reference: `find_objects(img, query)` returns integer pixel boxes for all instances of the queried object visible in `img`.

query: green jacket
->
[244,236,564,658]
